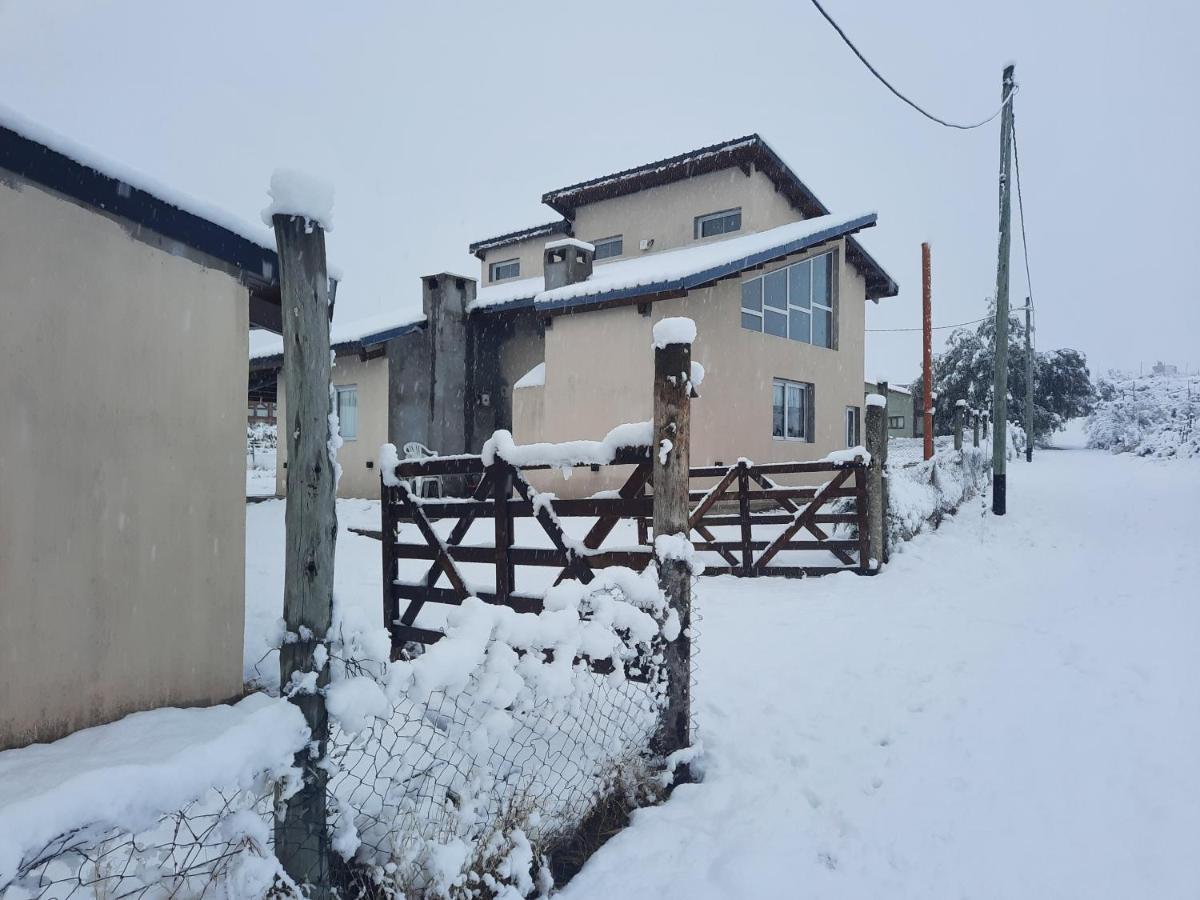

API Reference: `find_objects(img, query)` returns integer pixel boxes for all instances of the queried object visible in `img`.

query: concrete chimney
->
[543,238,594,291]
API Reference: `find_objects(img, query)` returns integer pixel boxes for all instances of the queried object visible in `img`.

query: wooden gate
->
[373,451,870,650]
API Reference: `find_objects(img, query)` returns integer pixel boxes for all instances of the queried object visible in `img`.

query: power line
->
[1012,116,1034,312]
[867,314,995,334]
[808,0,1017,130]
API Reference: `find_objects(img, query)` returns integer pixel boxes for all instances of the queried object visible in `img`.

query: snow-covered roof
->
[513,362,545,389]
[0,105,280,284]
[468,219,571,257]
[250,308,424,360]
[866,380,913,396]
[470,212,877,314]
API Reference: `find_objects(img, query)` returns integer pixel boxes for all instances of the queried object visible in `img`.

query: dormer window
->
[593,235,623,260]
[489,258,520,282]
[695,208,742,239]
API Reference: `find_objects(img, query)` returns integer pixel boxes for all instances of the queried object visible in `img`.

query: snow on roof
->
[513,362,546,389]
[250,308,425,360]
[867,380,913,396]
[0,103,276,254]
[544,237,595,253]
[468,219,571,257]
[469,212,876,313]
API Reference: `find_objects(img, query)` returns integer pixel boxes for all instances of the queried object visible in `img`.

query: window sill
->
[771,436,812,443]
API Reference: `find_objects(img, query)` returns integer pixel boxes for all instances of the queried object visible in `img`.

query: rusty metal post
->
[922,242,934,461]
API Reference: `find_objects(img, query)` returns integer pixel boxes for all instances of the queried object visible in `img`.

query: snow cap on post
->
[652,316,697,349]
[866,393,887,408]
[262,168,334,231]
[955,398,967,408]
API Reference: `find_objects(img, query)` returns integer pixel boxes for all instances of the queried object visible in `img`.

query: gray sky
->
[1,0,1195,382]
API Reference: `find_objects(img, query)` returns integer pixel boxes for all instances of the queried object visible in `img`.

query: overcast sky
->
[1,0,1196,382]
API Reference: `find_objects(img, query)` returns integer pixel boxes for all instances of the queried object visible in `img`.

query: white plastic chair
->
[402,441,442,499]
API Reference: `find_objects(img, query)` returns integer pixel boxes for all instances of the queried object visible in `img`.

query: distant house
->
[262,134,898,500]
[864,381,916,438]
[0,113,281,750]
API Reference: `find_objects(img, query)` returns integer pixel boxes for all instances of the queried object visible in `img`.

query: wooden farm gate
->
[370,451,871,651]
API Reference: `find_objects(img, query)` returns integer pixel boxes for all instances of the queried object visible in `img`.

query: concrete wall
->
[513,239,865,497]
[276,351,390,499]
[478,164,799,284]
[0,174,248,750]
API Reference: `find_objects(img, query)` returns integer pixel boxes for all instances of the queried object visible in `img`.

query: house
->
[265,134,897,500]
[864,381,916,438]
[0,111,281,750]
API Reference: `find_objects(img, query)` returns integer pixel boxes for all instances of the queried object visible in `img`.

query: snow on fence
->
[886,437,994,544]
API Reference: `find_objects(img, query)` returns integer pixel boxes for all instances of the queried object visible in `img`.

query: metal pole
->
[991,64,1016,515]
[922,242,933,461]
[1025,300,1033,462]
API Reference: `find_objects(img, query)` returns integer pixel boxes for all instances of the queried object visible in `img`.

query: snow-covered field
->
[241,443,1200,897]
[558,446,1200,899]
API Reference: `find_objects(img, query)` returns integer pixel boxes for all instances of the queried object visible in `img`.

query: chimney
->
[543,238,594,291]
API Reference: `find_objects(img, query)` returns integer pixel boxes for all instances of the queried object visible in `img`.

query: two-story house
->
[266,134,897,499]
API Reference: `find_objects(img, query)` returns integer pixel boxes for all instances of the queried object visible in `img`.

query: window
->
[335,385,358,440]
[489,258,520,282]
[845,406,860,447]
[772,379,813,441]
[740,251,835,348]
[593,235,623,259]
[695,208,742,239]
[888,415,906,430]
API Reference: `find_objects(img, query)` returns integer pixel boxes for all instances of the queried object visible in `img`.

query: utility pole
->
[922,242,933,461]
[1024,299,1033,462]
[991,63,1016,515]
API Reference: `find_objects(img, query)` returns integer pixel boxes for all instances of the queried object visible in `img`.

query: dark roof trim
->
[249,320,424,369]
[0,123,279,291]
[540,133,896,300]
[468,219,572,258]
[475,214,878,318]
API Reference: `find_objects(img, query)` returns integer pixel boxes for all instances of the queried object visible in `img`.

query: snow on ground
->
[0,695,305,887]
[560,447,1200,899]
[242,446,1200,897]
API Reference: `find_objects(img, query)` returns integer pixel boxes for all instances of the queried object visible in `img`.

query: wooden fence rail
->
[370,450,870,652]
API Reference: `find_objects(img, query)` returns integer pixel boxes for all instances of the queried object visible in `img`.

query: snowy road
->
[562,446,1200,899]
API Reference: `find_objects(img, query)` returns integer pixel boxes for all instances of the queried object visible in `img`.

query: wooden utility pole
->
[274,212,336,897]
[954,400,965,451]
[651,330,692,779]
[922,242,934,461]
[991,63,1016,515]
[1024,299,1034,462]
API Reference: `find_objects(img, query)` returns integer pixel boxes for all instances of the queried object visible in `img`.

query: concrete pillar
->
[864,398,886,570]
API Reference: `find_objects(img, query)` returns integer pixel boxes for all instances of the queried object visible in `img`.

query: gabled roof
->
[541,134,897,300]
[468,219,571,258]
[471,212,878,315]
[0,106,278,293]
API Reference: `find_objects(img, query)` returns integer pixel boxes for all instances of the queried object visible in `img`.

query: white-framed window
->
[845,406,860,447]
[335,385,358,440]
[772,379,813,441]
[593,235,623,260]
[695,208,742,239]
[489,258,520,282]
[740,251,835,349]
[888,415,905,430]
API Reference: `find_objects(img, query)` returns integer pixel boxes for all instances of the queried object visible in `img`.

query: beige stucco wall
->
[275,351,390,499]
[479,165,799,285]
[514,239,865,497]
[0,175,248,749]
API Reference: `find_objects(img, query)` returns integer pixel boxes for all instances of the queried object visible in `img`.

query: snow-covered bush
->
[887,441,991,545]
[321,567,673,898]
[1087,371,1199,459]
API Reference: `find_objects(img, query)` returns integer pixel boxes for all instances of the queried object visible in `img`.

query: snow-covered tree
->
[908,299,1095,443]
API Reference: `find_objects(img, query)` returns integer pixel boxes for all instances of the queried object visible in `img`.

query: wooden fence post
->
[875,382,891,564]
[273,210,336,897]
[650,322,692,778]
[954,400,965,451]
[864,396,885,571]
[973,413,980,448]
